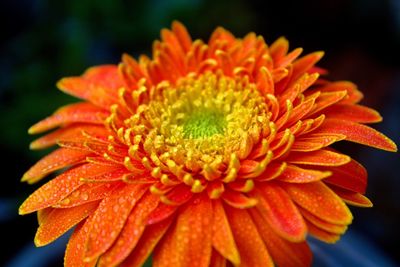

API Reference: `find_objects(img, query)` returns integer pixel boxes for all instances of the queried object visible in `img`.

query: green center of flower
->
[183,108,226,138]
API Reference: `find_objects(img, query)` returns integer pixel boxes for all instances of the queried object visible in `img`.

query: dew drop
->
[81,193,89,201]
[113,205,120,212]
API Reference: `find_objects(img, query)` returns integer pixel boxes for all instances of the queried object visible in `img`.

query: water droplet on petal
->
[81,193,89,201]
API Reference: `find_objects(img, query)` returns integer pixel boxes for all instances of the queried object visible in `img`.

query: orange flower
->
[20,22,397,267]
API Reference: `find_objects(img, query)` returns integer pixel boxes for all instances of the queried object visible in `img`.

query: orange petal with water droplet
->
[314,119,397,152]
[119,217,173,267]
[286,149,350,166]
[53,182,120,208]
[153,195,213,267]
[147,202,178,225]
[318,81,363,104]
[28,103,108,134]
[64,217,97,267]
[253,184,307,242]
[323,104,382,123]
[299,206,347,234]
[212,200,240,266]
[225,206,274,267]
[282,181,353,225]
[98,193,159,266]
[30,124,105,150]
[250,209,312,267]
[292,133,346,152]
[19,164,119,214]
[278,164,331,183]
[22,148,90,184]
[84,184,148,262]
[35,201,98,247]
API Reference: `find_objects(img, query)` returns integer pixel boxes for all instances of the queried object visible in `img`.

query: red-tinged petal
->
[212,200,240,266]
[119,218,174,267]
[147,202,178,225]
[22,148,91,184]
[322,158,367,193]
[323,104,382,123]
[98,193,159,266]
[35,201,98,247]
[210,250,227,267]
[252,184,307,242]
[282,181,353,225]
[225,206,274,267]
[84,184,148,262]
[54,182,120,208]
[30,124,105,150]
[65,217,97,267]
[28,103,108,134]
[314,118,397,152]
[278,164,331,183]
[306,221,341,243]
[19,164,119,215]
[250,209,312,267]
[160,184,193,206]
[222,190,258,208]
[299,206,347,234]
[153,195,213,267]
[329,185,373,207]
[286,149,351,166]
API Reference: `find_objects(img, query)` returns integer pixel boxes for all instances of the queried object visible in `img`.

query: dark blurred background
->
[1,0,399,266]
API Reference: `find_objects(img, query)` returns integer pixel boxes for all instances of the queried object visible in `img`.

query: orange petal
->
[329,185,373,207]
[19,164,119,214]
[30,124,105,150]
[314,118,397,152]
[281,181,353,225]
[35,201,98,247]
[21,148,91,184]
[318,81,363,104]
[64,216,97,267]
[299,206,347,234]
[257,162,287,181]
[225,206,274,267]
[276,47,303,68]
[291,51,324,81]
[278,164,331,183]
[285,149,350,166]
[308,90,347,116]
[119,217,174,267]
[250,209,312,267]
[53,182,120,208]
[270,37,289,63]
[212,200,240,266]
[306,221,341,243]
[322,158,367,193]
[57,66,122,108]
[98,192,159,266]
[292,133,345,152]
[28,103,108,134]
[172,21,193,52]
[253,184,307,242]
[147,202,178,225]
[153,194,213,267]
[84,184,148,262]
[323,104,382,123]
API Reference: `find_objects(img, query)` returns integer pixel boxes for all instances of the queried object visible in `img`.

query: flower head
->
[20,22,397,267]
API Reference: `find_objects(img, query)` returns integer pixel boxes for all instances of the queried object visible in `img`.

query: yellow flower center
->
[115,72,272,195]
